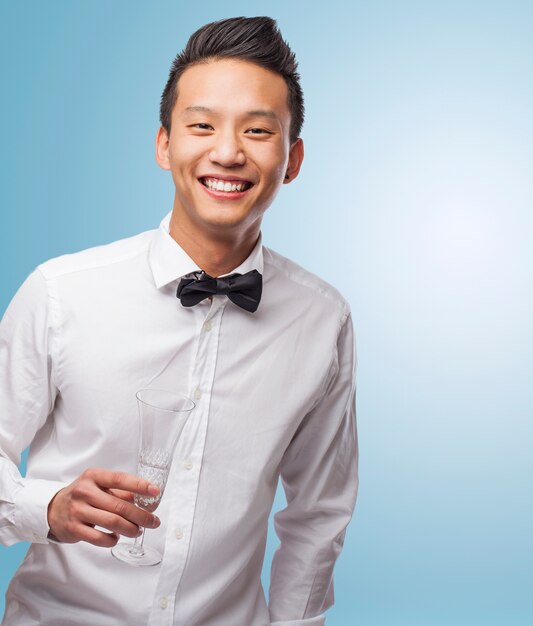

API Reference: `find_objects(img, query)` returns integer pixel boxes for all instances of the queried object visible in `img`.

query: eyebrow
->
[246,109,279,120]
[183,106,214,115]
[183,105,279,121]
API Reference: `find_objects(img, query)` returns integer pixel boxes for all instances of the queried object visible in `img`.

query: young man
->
[0,16,358,626]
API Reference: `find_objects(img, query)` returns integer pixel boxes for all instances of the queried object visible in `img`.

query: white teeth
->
[203,178,249,192]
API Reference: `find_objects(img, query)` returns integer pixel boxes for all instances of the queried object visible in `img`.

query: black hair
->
[159,16,304,144]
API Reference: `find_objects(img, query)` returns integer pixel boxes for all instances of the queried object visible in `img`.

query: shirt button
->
[193,388,202,401]
[182,459,193,470]
[159,597,168,610]
[204,320,212,332]
[175,528,183,540]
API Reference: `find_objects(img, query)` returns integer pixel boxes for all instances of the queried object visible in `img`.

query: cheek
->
[268,160,287,187]
[169,150,194,171]
[254,145,287,183]
[168,136,204,172]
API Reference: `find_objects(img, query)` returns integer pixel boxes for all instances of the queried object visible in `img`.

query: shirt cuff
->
[271,616,325,626]
[14,478,68,543]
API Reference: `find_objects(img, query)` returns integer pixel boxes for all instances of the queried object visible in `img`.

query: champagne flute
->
[111,389,195,566]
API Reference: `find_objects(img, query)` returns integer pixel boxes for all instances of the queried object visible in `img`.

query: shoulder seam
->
[264,246,350,318]
[37,236,153,280]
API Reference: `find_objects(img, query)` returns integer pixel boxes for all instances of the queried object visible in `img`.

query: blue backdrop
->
[1,1,531,624]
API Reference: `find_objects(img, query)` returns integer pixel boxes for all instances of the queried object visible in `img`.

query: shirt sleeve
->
[0,269,67,546]
[268,312,358,625]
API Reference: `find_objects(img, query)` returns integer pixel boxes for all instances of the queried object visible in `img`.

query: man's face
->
[156,58,304,239]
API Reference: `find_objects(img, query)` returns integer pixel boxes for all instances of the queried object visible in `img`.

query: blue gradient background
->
[1,2,531,624]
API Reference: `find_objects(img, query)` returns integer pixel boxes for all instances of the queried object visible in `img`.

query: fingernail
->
[153,516,160,527]
[148,484,160,495]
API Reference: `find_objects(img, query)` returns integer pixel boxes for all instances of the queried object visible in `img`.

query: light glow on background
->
[0,2,531,624]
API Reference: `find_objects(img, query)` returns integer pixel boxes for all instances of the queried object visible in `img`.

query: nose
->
[208,129,245,167]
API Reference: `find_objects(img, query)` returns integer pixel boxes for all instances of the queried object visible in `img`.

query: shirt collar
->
[149,212,264,289]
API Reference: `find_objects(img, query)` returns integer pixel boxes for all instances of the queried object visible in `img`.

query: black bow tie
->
[176,269,262,313]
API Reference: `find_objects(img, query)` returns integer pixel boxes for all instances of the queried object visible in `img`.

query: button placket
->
[190,299,225,402]
[148,300,225,626]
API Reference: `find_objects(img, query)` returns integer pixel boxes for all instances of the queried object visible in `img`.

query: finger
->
[81,504,143,539]
[72,522,120,548]
[85,489,160,529]
[84,468,160,496]
[108,488,135,502]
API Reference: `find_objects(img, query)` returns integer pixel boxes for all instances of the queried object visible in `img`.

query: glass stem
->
[129,527,146,557]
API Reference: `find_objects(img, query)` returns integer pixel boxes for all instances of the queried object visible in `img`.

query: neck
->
[169,213,260,278]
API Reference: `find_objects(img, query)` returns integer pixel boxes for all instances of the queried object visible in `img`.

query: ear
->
[283,138,304,184]
[155,126,171,171]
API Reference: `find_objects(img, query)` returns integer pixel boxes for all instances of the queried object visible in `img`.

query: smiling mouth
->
[199,177,254,193]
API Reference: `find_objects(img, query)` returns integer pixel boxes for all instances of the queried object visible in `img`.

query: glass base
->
[111,542,162,567]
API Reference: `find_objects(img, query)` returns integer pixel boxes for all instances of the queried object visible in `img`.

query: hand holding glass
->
[111,389,195,566]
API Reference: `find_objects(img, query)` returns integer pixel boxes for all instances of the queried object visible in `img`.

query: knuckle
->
[96,532,117,548]
[126,525,140,538]
[71,483,89,501]
[144,513,158,528]
[110,471,124,488]
[103,512,123,533]
[82,468,96,480]
[117,521,137,538]
[100,511,115,529]
[64,521,77,538]
[68,502,81,519]
[118,490,134,502]
[88,536,104,547]
[113,499,128,518]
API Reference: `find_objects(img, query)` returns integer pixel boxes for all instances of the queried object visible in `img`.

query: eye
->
[191,123,213,130]
[246,128,273,135]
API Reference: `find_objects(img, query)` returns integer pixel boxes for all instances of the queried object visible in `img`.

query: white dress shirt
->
[0,213,358,626]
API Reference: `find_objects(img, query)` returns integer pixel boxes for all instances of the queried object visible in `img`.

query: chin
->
[204,218,250,232]
[197,208,255,229]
